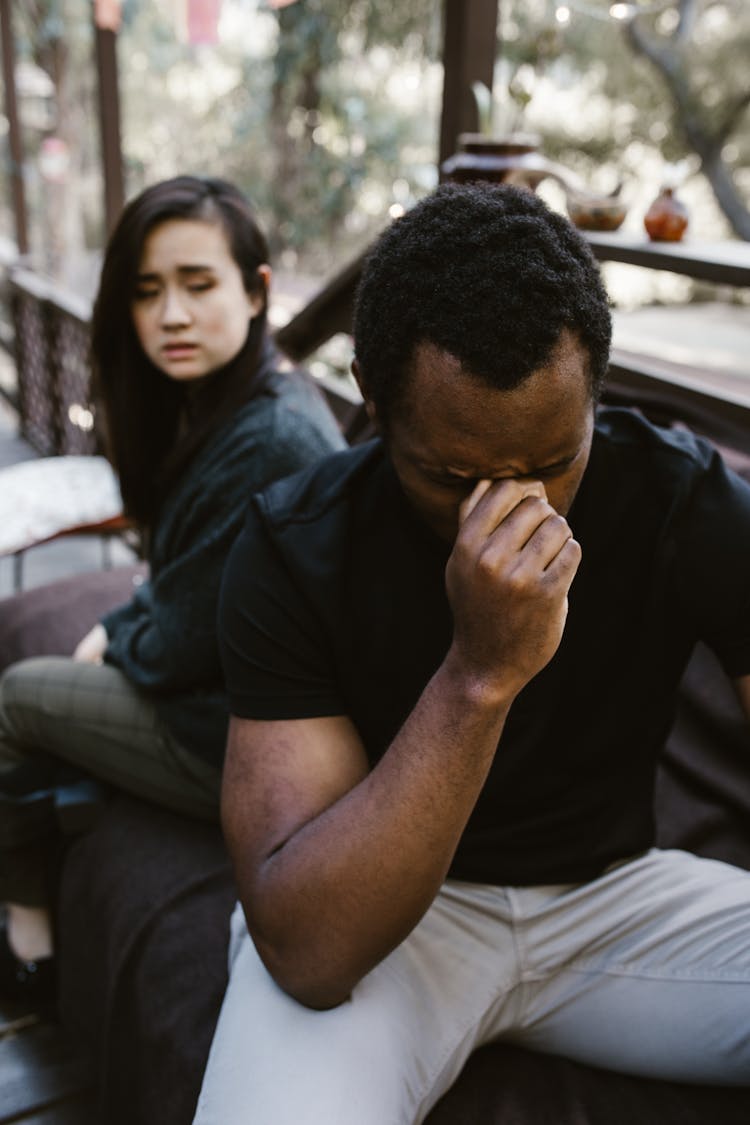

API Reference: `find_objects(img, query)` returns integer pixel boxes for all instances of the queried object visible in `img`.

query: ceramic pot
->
[440,134,552,190]
[644,187,688,242]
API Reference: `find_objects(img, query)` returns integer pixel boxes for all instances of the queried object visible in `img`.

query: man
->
[195,184,750,1124]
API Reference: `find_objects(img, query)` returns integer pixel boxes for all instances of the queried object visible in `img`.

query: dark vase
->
[644,187,689,242]
[440,133,552,191]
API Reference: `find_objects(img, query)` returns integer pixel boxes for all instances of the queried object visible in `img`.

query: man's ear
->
[351,358,379,428]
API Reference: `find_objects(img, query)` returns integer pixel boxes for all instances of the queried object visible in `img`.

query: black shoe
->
[0,765,109,846]
[0,922,57,1016]
[0,785,56,849]
[55,778,110,835]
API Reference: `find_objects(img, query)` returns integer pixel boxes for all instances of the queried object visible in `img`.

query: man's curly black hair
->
[353,182,612,421]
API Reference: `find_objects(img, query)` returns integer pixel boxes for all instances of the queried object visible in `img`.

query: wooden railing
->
[584,232,750,287]
[7,266,95,455]
[277,231,750,455]
[3,232,750,457]
[0,235,20,409]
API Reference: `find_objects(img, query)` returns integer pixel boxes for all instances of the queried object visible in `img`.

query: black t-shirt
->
[219,407,750,885]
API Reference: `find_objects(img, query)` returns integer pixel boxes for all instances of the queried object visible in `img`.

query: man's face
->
[374,330,595,542]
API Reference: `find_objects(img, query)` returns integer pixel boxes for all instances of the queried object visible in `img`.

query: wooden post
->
[0,0,29,254]
[93,2,124,234]
[438,0,500,170]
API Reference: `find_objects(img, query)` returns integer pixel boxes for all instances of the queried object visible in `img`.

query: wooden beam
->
[438,0,500,168]
[275,252,365,361]
[0,0,29,254]
[605,348,750,457]
[585,231,750,288]
[93,16,124,234]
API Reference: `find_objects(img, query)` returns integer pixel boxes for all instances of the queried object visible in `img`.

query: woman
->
[0,175,345,1008]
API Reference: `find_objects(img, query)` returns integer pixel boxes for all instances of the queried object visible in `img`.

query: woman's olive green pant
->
[0,657,221,905]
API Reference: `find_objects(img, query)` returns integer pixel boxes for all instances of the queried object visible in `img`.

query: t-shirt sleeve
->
[673,449,750,678]
[218,499,345,720]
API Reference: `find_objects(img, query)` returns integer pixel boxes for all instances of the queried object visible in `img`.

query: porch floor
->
[0,990,96,1124]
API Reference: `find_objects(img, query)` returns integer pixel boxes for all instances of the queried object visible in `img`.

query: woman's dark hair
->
[353,182,612,424]
[91,175,271,525]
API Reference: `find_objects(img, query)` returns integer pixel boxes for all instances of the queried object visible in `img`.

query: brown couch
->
[1,434,749,1124]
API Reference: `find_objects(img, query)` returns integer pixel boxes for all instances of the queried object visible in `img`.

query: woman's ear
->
[351,358,379,427]
[248,264,272,318]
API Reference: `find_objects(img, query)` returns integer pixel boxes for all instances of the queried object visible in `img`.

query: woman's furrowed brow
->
[177,264,216,275]
[136,264,216,280]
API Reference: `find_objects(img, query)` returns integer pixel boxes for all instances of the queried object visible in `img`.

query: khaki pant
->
[196,850,750,1125]
[0,656,221,904]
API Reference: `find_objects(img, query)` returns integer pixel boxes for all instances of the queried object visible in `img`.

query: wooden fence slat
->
[0,1021,92,1124]
[6,1090,98,1125]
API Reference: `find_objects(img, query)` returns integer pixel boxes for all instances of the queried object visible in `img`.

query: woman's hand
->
[72,623,108,665]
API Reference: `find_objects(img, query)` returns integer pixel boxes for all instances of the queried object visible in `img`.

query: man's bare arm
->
[222,479,581,1010]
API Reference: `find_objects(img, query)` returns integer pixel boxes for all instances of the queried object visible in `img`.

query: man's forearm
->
[236,656,513,1009]
[230,476,580,1009]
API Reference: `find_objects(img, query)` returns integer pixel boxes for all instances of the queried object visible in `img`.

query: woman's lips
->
[162,343,198,358]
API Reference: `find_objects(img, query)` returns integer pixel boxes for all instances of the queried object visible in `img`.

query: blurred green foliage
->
[500,0,750,237]
[6,0,749,289]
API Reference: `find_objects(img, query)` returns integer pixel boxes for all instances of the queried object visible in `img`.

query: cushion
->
[0,456,122,556]
[59,797,234,1124]
[0,564,144,670]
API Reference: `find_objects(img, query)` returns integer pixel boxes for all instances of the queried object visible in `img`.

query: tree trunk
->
[267,9,325,259]
[625,14,750,241]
